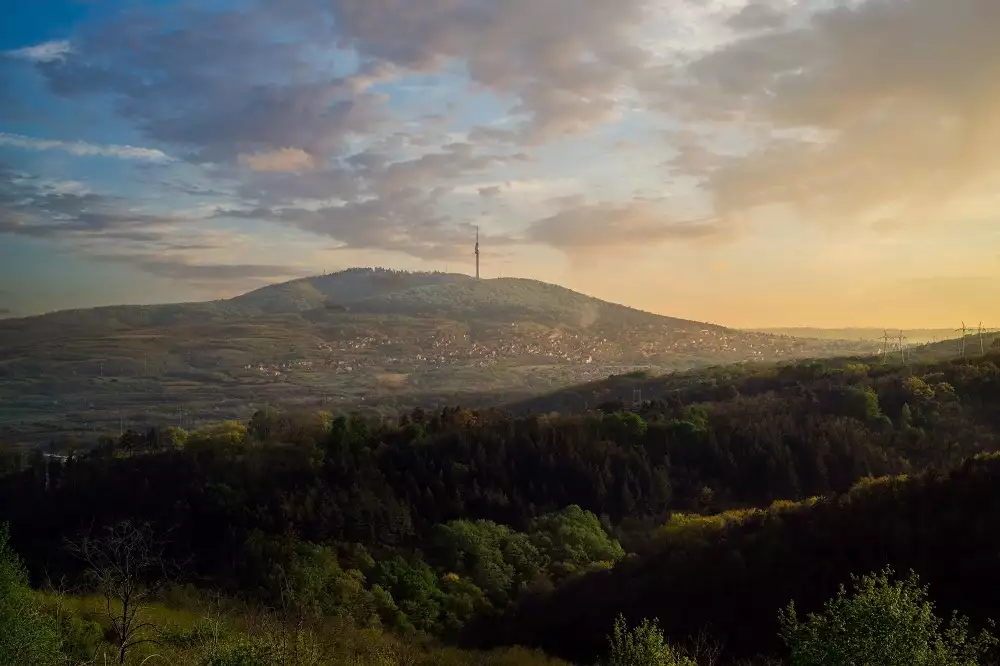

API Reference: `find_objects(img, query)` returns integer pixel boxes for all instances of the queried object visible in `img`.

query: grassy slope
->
[39,590,572,666]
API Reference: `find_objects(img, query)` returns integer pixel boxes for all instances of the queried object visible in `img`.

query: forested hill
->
[482,452,1000,661]
[2,352,1000,663]
[503,341,999,414]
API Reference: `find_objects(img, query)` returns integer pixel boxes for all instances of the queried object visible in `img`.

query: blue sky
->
[1,0,998,327]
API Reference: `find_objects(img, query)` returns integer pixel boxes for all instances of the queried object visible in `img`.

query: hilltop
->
[0,268,872,443]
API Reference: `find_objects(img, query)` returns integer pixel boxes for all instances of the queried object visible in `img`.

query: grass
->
[35,587,574,666]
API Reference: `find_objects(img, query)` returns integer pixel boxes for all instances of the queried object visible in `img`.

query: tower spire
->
[475,226,480,279]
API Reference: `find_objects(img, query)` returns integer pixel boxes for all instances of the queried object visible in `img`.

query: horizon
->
[2,0,998,328]
[0,266,991,333]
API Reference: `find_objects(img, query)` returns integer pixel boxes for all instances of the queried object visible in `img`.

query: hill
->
[481,452,1000,662]
[0,268,872,443]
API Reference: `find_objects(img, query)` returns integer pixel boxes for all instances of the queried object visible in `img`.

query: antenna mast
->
[475,226,480,279]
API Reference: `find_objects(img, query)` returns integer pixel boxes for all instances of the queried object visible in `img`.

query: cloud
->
[238,148,317,173]
[455,178,581,201]
[35,7,386,164]
[329,0,651,140]
[677,0,1000,231]
[223,141,527,258]
[220,189,472,261]
[4,40,72,63]
[725,3,789,31]
[0,166,300,288]
[467,126,520,145]
[92,253,304,282]
[0,132,171,161]
[0,167,203,245]
[526,200,728,255]
[11,0,710,270]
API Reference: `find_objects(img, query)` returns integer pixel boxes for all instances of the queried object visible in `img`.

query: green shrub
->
[0,524,64,665]
[601,614,695,666]
[780,568,997,666]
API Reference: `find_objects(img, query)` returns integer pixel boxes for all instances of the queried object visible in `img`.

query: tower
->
[475,226,480,279]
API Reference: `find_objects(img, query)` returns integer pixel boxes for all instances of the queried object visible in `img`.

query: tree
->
[604,412,648,442]
[68,521,173,665]
[285,542,375,624]
[371,556,443,633]
[779,568,997,666]
[530,506,625,578]
[900,403,914,430]
[0,524,63,666]
[601,614,695,666]
[431,519,544,603]
[161,426,189,449]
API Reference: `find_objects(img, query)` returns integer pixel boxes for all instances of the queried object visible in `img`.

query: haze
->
[2,0,998,328]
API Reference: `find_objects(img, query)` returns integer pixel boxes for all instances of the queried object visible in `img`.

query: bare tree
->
[686,628,724,666]
[66,521,172,665]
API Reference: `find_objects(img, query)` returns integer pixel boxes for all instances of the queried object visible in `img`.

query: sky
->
[1,0,998,328]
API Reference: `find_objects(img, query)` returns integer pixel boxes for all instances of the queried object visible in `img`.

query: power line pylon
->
[897,331,908,364]
[880,330,892,364]
[956,321,968,359]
